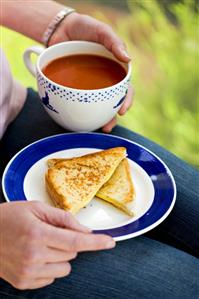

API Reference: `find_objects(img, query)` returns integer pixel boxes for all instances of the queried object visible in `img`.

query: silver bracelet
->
[42,7,76,47]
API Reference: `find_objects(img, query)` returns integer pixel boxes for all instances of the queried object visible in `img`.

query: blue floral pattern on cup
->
[41,91,58,113]
[37,72,130,105]
[113,91,128,109]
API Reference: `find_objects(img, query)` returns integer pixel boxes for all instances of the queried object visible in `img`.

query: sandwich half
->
[45,147,126,214]
[96,158,135,216]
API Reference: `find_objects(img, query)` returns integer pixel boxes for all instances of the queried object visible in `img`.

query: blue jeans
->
[0,89,199,298]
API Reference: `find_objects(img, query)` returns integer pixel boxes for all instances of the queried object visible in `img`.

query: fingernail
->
[105,239,116,249]
[121,49,131,60]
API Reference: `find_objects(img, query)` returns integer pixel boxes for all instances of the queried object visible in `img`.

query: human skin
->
[0,201,115,289]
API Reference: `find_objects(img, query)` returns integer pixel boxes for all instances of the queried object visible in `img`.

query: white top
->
[0,48,27,139]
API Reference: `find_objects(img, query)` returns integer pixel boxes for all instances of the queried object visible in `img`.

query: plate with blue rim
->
[2,133,176,241]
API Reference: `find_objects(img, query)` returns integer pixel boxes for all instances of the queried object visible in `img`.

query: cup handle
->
[23,45,45,77]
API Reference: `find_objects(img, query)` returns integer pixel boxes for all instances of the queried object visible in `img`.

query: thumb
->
[32,202,91,234]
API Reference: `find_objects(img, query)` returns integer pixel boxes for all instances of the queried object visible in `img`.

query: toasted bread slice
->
[47,158,65,168]
[45,147,126,214]
[47,156,135,216]
[98,197,134,216]
[96,159,135,216]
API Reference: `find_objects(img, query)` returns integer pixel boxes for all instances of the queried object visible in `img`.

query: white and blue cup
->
[23,41,131,132]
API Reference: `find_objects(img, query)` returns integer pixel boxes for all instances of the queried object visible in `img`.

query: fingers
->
[38,262,72,279]
[118,86,134,115]
[44,248,77,263]
[59,14,131,63]
[23,245,77,264]
[33,202,91,234]
[12,250,74,289]
[102,117,117,133]
[13,262,71,290]
[97,23,131,63]
[111,42,131,63]
[44,225,115,252]
[24,278,55,290]
[13,278,55,290]
[101,86,134,132]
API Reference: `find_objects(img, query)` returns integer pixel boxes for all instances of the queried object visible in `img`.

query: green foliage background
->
[1,0,198,167]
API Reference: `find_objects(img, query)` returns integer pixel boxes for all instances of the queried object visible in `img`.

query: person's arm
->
[1,0,130,60]
[1,0,64,44]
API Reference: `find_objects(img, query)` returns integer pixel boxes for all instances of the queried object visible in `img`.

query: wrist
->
[42,7,77,47]
[48,12,79,46]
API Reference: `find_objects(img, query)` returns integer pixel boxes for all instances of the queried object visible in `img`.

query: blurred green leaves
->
[112,0,198,167]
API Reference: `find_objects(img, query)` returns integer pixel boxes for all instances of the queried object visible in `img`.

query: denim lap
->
[0,88,198,298]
